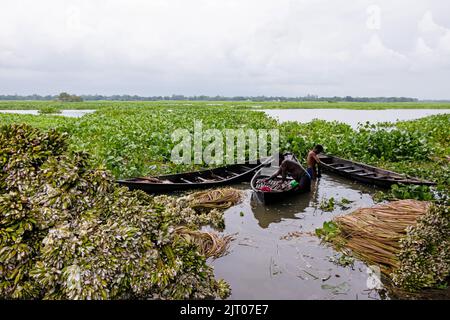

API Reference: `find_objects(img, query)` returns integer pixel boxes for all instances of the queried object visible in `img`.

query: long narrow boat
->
[318,154,436,188]
[117,158,272,193]
[251,154,310,204]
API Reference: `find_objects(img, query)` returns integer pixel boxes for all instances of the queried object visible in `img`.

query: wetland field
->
[0,100,449,300]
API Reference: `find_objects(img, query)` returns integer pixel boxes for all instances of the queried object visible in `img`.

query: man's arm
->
[280,166,288,182]
[267,167,282,180]
[312,153,321,164]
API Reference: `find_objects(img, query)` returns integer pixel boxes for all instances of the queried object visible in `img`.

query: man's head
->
[313,144,324,154]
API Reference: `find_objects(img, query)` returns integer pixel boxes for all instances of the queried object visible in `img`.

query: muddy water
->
[210,173,388,300]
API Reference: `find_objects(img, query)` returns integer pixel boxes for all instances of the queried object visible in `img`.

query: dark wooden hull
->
[252,177,309,204]
[318,154,436,188]
[117,158,271,193]
[250,155,310,204]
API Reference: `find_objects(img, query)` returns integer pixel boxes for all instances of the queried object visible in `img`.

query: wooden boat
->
[117,158,272,193]
[251,154,311,204]
[318,154,436,188]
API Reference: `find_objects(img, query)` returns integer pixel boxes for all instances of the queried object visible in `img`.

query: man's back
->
[280,159,305,181]
[307,150,320,168]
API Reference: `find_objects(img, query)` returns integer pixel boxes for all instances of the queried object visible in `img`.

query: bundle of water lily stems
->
[186,188,243,210]
[327,200,449,290]
[174,226,235,259]
[334,200,429,274]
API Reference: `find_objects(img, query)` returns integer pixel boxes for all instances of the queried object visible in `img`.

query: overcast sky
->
[1,0,450,98]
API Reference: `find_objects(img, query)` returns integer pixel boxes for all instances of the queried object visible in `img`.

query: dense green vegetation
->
[38,106,61,115]
[393,204,449,291]
[0,102,448,298]
[0,103,448,191]
[1,100,450,110]
[0,124,230,299]
[282,115,449,187]
[0,107,277,178]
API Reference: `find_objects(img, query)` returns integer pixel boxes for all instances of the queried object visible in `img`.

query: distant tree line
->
[0,94,439,102]
[0,92,83,102]
[56,92,83,102]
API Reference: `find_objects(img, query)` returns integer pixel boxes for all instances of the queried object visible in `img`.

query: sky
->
[1,0,450,99]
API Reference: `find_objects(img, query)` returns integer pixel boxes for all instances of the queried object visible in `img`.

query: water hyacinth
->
[0,124,230,299]
[393,204,450,291]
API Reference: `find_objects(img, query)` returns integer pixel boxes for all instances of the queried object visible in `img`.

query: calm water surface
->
[210,172,386,300]
[0,110,96,117]
[264,109,449,128]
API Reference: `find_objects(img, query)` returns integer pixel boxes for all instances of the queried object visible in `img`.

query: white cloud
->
[0,0,450,98]
[362,34,407,62]
[418,11,447,34]
[409,11,450,71]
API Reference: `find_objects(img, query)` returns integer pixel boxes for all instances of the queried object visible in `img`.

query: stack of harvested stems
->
[334,200,429,275]
[186,188,243,210]
[319,200,449,291]
[174,226,235,259]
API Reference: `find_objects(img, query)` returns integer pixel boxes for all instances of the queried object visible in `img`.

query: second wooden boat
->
[318,154,436,188]
[117,158,272,193]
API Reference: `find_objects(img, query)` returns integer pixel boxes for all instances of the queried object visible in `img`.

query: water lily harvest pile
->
[316,200,449,291]
[0,124,230,299]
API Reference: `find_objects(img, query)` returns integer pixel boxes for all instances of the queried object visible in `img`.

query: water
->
[0,110,96,117]
[211,172,386,300]
[263,109,450,128]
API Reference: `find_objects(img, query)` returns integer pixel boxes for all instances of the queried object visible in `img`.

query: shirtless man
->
[265,153,311,191]
[268,158,305,183]
[307,145,324,179]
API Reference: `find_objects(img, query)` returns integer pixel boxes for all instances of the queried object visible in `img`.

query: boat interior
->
[131,162,262,184]
[319,155,414,183]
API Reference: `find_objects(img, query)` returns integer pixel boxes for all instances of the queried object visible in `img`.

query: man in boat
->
[265,154,311,191]
[307,144,324,179]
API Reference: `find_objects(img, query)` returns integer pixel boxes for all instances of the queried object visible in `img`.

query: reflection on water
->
[251,180,320,229]
[212,173,449,299]
[251,193,310,228]
[211,173,384,300]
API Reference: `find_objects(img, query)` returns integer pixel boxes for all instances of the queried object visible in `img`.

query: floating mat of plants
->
[316,200,450,291]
